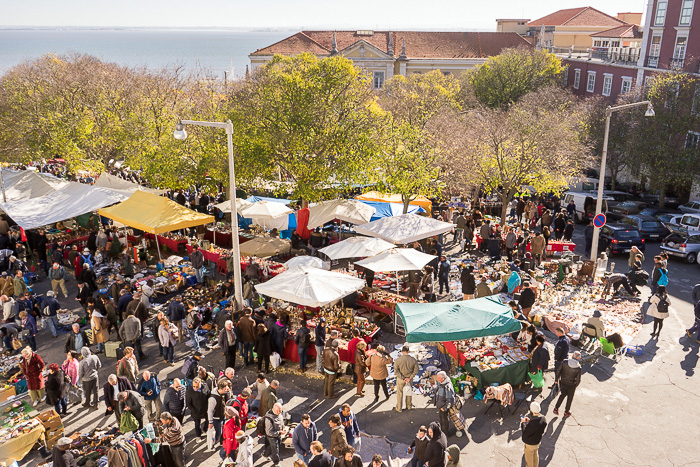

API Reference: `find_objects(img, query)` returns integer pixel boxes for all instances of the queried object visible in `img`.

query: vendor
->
[53,437,78,467]
[518,282,537,318]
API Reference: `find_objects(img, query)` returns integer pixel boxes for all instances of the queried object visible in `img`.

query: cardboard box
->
[45,431,64,450]
[46,425,64,439]
[0,386,16,402]
[38,408,62,431]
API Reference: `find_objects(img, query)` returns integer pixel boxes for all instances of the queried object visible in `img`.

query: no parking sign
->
[593,213,606,228]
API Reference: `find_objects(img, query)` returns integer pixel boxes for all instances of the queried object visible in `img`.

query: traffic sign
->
[593,213,606,228]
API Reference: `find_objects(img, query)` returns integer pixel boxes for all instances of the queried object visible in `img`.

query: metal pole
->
[590,109,611,266]
[226,121,244,310]
[154,233,163,263]
[0,167,6,203]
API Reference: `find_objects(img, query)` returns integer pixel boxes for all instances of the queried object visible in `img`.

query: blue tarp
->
[245,195,292,205]
[358,200,425,221]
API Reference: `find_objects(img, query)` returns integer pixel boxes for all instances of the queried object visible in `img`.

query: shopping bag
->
[549,382,559,399]
[222,457,235,467]
[207,426,215,450]
[270,352,281,369]
[119,411,139,433]
[528,371,545,388]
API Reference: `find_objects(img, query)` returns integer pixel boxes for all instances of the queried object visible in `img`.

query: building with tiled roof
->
[526,6,629,49]
[249,30,532,87]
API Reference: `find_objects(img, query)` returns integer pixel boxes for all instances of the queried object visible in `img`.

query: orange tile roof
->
[590,24,642,38]
[251,31,532,59]
[528,7,626,27]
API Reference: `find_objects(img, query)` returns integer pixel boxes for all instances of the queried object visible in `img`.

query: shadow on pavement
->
[680,337,698,376]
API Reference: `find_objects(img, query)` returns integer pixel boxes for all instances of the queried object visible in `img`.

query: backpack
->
[657,269,669,287]
[182,356,197,378]
[186,310,201,329]
[256,414,267,437]
[42,304,52,317]
[657,296,670,314]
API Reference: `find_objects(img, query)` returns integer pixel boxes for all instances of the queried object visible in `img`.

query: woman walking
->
[62,351,81,405]
[255,324,273,373]
[648,286,671,338]
[45,363,69,415]
[368,345,393,402]
[354,341,367,397]
[20,347,45,407]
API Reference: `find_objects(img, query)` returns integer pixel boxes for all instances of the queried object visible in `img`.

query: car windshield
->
[639,209,656,216]
[642,221,663,229]
[615,230,640,239]
[683,216,700,227]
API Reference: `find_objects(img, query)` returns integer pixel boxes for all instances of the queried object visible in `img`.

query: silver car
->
[660,231,700,264]
[679,201,700,214]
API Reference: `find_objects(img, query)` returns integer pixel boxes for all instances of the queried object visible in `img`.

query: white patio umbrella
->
[254,267,366,307]
[318,236,396,260]
[306,199,376,229]
[238,237,291,257]
[213,198,252,213]
[354,248,436,273]
[238,200,293,219]
[355,214,454,244]
[284,255,329,270]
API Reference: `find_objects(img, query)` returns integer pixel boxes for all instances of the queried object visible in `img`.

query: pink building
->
[562,0,700,100]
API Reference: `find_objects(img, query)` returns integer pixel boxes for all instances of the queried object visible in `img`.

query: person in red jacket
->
[221,406,241,460]
[346,328,361,384]
[229,388,251,428]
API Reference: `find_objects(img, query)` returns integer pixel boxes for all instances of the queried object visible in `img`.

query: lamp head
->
[645,104,655,118]
[173,122,188,140]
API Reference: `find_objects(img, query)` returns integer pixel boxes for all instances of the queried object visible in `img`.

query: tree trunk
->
[658,185,666,209]
[500,194,509,228]
[402,195,411,215]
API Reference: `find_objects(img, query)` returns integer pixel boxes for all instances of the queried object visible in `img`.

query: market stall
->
[355,214,453,244]
[306,199,376,229]
[0,401,57,465]
[238,237,291,258]
[318,236,396,260]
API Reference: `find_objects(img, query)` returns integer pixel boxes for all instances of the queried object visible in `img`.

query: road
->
[17,225,700,466]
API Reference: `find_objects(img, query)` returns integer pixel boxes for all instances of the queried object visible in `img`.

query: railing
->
[591,47,641,65]
[669,58,686,70]
[645,55,660,68]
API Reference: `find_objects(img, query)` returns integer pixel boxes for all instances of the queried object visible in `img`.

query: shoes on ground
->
[563,411,571,418]
[553,407,559,415]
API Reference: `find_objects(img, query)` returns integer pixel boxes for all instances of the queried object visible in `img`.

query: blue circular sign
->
[593,213,606,228]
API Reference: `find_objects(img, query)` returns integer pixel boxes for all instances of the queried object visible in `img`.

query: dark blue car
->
[599,223,646,256]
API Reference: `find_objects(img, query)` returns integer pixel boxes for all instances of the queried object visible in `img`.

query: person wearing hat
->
[236,429,255,467]
[520,402,547,467]
[553,350,582,418]
[322,339,340,399]
[53,437,78,467]
[221,405,241,460]
[49,261,69,299]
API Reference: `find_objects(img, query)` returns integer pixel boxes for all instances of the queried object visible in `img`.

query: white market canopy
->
[213,198,253,214]
[306,199,376,229]
[1,170,69,202]
[0,182,129,230]
[94,172,165,195]
[254,267,365,307]
[239,200,293,219]
[238,236,291,257]
[318,236,396,260]
[354,214,454,244]
[354,248,436,272]
[284,256,329,270]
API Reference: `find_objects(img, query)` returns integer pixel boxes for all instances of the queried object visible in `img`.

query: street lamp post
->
[590,100,655,268]
[173,120,244,310]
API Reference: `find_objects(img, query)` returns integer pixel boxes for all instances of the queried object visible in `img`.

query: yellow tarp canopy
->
[98,190,214,234]
[355,191,432,214]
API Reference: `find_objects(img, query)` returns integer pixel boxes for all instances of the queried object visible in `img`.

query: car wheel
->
[687,252,697,264]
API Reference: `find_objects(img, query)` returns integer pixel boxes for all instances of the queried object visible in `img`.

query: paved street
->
[17,223,700,467]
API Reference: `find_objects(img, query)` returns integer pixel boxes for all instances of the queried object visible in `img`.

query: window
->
[593,40,602,47]
[648,36,662,67]
[573,69,581,89]
[621,77,633,94]
[686,131,700,150]
[586,71,596,93]
[655,1,667,25]
[373,71,385,89]
[602,74,613,96]
[611,40,620,48]
[680,0,694,25]
[674,36,688,60]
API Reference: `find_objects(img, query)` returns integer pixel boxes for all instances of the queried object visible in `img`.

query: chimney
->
[331,31,338,55]
[399,37,407,60]
[388,32,394,55]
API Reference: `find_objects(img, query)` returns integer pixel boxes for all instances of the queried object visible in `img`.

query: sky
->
[4,0,646,30]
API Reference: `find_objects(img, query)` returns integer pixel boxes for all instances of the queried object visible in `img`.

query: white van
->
[680,214,700,234]
[562,191,610,224]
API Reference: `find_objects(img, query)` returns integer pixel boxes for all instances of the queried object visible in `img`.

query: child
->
[407,426,430,467]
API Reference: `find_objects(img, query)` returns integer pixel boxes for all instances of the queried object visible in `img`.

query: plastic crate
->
[625,345,643,356]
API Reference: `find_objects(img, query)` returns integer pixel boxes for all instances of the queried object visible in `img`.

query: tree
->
[229,53,379,202]
[374,115,442,214]
[460,87,593,224]
[628,72,700,207]
[466,47,564,109]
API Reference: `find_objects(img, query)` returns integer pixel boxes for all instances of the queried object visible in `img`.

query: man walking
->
[584,221,594,257]
[264,403,284,467]
[394,345,418,412]
[79,347,101,407]
[137,370,162,423]
[339,404,360,451]
[435,371,455,437]
[185,302,202,352]
[190,245,205,284]
[685,299,700,344]
[553,351,582,418]
[553,327,570,376]
[292,413,318,464]
[186,376,210,439]
[49,262,69,298]
[521,402,547,467]
[42,291,61,338]
[167,295,186,343]
[163,377,187,424]
[103,374,133,423]
[438,256,451,296]
[322,340,340,399]
[119,312,146,361]
[219,320,238,369]
[238,308,256,365]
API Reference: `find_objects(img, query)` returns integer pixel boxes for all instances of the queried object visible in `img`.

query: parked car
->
[562,191,610,223]
[638,207,680,218]
[598,223,646,256]
[660,231,700,264]
[638,193,682,209]
[608,201,649,220]
[603,191,637,209]
[679,201,700,214]
[619,215,669,241]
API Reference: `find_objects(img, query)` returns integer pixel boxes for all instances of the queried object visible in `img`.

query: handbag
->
[12,338,23,350]
[528,370,545,388]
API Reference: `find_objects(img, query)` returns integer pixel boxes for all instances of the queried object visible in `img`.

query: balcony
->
[645,56,660,68]
[670,58,686,70]
[591,47,641,65]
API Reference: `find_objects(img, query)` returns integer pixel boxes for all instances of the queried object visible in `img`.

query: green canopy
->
[395,296,523,343]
